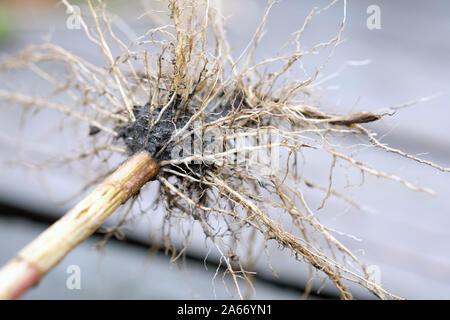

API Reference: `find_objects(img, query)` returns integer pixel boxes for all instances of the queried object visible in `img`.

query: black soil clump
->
[118,100,192,162]
[117,89,241,199]
[117,89,241,184]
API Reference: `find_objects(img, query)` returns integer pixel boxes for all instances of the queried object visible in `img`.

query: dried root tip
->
[0,151,159,300]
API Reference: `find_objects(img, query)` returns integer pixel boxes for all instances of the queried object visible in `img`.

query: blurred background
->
[0,0,449,299]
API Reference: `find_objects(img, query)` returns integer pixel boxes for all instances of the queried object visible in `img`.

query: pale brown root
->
[0,151,159,300]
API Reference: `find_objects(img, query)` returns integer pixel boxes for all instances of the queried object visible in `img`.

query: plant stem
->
[0,150,159,300]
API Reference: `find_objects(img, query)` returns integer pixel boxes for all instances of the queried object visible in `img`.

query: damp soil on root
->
[116,89,242,160]
[117,102,192,162]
